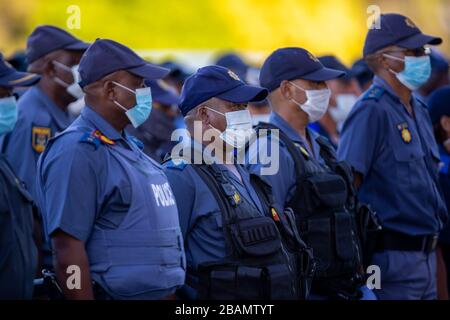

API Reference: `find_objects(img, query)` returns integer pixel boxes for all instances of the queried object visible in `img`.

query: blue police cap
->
[363,13,442,57]
[78,39,170,88]
[351,58,374,88]
[160,61,191,82]
[428,85,450,125]
[0,54,40,88]
[318,55,353,80]
[259,47,345,92]
[215,53,249,81]
[145,79,180,106]
[179,65,268,116]
[26,25,89,64]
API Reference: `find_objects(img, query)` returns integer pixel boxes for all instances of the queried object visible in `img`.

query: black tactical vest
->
[0,155,38,299]
[254,123,365,299]
[164,147,315,300]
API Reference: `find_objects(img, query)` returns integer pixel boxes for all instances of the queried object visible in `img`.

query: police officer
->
[163,65,307,300]
[126,79,180,162]
[310,55,362,146]
[35,39,185,300]
[0,55,41,299]
[350,58,374,92]
[428,86,450,297]
[338,13,447,300]
[247,47,369,300]
[0,25,89,198]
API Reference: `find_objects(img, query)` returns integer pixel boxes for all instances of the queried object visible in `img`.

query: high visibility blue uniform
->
[35,106,185,300]
[0,86,73,197]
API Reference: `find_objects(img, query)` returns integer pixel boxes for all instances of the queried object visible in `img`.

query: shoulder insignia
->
[32,126,51,153]
[79,131,101,149]
[93,130,115,145]
[362,86,385,101]
[79,130,115,149]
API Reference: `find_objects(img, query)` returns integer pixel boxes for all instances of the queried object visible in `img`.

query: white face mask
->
[53,61,84,99]
[206,107,254,149]
[329,94,357,131]
[289,82,331,123]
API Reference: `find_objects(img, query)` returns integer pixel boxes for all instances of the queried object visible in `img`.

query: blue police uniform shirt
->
[0,86,73,197]
[438,145,450,244]
[337,76,447,236]
[35,106,185,299]
[163,140,265,297]
[247,111,326,207]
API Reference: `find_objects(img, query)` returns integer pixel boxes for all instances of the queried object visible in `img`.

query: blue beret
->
[26,25,89,64]
[363,13,442,57]
[179,65,267,116]
[78,39,170,87]
[428,86,450,125]
[259,47,345,92]
[0,54,40,88]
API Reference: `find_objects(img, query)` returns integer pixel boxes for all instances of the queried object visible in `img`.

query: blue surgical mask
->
[384,54,431,90]
[112,81,153,128]
[0,96,18,135]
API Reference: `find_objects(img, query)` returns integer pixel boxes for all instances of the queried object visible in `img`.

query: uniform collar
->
[81,106,123,141]
[270,111,322,159]
[372,75,421,108]
[32,86,72,129]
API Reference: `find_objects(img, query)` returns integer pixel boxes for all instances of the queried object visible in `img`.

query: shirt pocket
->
[392,144,427,191]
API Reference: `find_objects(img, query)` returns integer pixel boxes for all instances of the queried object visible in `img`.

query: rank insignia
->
[228,70,241,81]
[93,130,115,145]
[271,208,280,222]
[32,126,51,153]
[397,122,412,144]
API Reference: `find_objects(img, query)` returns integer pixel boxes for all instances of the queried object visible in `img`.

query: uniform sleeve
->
[337,102,386,177]
[2,122,40,198]
[246,135,297,207]
[37,142,99,242]
[163,166,195,239]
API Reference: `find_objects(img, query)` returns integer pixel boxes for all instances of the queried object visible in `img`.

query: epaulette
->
[79,130,115,149]
[362,86,385,101]
[163,158,188,171]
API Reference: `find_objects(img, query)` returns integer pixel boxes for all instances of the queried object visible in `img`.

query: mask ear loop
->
[382,54,405,75]
[112,81,137,95]
[111,81,137,112]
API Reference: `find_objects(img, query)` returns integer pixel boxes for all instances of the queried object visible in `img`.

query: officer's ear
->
[441,115,450,134]
[103,80,117,101]
[196,105,210,125]
[29,56,53,76]
[279,80,294,100]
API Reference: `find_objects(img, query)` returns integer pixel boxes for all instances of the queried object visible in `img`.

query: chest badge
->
[397,122,412,144]
[233,191,241,205]
[32,126,51,153]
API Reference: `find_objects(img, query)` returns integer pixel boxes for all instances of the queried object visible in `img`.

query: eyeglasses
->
[382,46,431,57]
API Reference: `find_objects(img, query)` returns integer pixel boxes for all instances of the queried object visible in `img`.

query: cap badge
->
[228,70,241,81]
[307,52,319,62]
[405,18,417,29]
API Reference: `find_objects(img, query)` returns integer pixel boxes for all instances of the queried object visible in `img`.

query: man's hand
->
[51,230,94,300]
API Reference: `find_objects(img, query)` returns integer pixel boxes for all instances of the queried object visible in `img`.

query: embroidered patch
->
[32,126,51,153]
